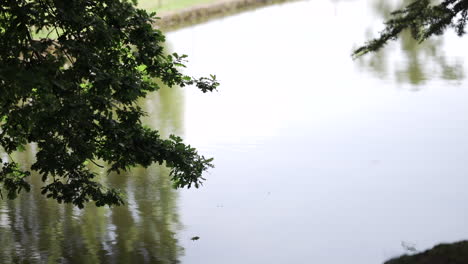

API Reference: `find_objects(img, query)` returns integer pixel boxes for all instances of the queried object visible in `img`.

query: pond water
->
[1,0,468,263]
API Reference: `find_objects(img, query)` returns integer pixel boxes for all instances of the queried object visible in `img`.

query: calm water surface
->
[1,0,468,263]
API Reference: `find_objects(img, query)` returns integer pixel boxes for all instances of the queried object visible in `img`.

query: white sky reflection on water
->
[167,0,468,263]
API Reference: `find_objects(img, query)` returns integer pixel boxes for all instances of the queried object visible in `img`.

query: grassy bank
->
[139,0,300,31]
[138,0,220,13]
[142,0,297,31]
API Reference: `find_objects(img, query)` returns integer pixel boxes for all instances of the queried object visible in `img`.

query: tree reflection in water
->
[0,75,185,264]
[357,0,465,87]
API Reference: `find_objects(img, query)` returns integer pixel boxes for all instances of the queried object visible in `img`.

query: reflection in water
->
[0,80,185,263]
[358,0,465,87]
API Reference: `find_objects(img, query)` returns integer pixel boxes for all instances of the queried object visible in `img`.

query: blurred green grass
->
[138,0,220,13]
[32,0,219,39]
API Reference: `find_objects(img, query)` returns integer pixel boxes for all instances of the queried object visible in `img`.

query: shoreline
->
[156,0,300,31]
[384,240,468,264]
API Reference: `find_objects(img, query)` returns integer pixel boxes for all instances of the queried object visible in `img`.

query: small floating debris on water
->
[191,236,200,241]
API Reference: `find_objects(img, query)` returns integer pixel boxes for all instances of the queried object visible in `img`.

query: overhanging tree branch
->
[353,0,468,58]
[0,0,219,207]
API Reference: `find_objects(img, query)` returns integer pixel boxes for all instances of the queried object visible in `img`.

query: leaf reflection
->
[0,59,185,263]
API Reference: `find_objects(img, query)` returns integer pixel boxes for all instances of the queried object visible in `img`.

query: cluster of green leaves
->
[353,0,468,57]
[0,0,218,208]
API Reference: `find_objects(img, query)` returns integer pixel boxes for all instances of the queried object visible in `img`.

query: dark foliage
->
[385,240,468,264]
[0,0,219,208]
[353,0,468,57]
